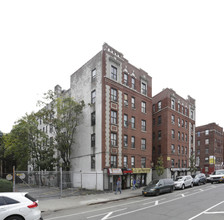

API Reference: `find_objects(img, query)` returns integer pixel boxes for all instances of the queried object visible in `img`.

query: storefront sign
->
[132,168,151,173]
[108,168,123,175]
[123,168,133,174]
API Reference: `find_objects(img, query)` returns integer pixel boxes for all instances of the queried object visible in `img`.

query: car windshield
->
[195,174,200,178]
[149,180,159,185]
[175,177,183,181]
[216,170,224,175]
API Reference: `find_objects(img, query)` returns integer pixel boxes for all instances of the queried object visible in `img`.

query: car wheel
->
[191,182,193,188]
[6,216,24,220]
[170,186,174,193]
[198,181,200,186]
[211,181,214,184]
[181,184,185,190]
[155,190,160,196]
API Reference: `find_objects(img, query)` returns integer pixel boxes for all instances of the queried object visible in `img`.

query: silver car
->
[174,175,193,190]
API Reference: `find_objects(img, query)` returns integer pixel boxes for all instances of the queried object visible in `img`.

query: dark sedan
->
[193,173,207,186]
[142,179,174,196]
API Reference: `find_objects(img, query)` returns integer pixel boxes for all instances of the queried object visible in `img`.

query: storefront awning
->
[108,168,123,175]
[132,168,151,174]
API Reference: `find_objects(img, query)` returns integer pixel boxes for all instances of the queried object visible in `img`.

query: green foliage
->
[155,156,165,177]
[0,179,13,192]
[38,90,85,171]
[189,154,197,175]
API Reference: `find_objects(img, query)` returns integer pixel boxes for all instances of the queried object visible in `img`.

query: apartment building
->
[70,43,152,190]
[152,88,196,179]
[196,123,223,174]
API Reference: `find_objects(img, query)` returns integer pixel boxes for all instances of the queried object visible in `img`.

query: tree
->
[189,154,197,175]
[155,156,165,177]
[5,112,56,171]
[38,90,85,171]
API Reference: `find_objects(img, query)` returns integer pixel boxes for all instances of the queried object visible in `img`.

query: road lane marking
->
[101,212,113,220]
[181,194,185,197]
[87,208,127,219]
[204,211,224,214]
[143,198,166,205]
[188,201,224,220]
[155,200,159,205]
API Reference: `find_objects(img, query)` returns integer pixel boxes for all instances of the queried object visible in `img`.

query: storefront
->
[122,168,133,189]
[107,168,123,191]
[131,168,151,188]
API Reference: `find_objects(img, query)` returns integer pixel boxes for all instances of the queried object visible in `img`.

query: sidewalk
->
[39,187,143,212]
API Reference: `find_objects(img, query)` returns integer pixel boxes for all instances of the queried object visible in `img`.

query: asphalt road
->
[42,183,224,220]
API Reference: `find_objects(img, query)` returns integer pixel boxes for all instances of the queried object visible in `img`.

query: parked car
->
[209,169,224,184]
[142,179,174,196]
[174,175,193,190]
[0,192,42,220]
[193,173,207,186]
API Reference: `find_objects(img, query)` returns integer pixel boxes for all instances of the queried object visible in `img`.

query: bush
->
[0,178,13,192]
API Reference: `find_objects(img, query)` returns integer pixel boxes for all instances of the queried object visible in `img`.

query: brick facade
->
[196,123,224,174]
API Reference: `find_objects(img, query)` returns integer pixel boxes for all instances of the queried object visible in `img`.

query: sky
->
[0,0,224,133]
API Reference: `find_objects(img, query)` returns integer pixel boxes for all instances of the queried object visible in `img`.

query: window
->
[91,112,95,126]
[178,118,180,127]
[205,148,209,154]
[91,69,96,82]
[205,157,209,163]
[141,101,146,113]
[124,135,128,148]
[185,146,187,155]
[191,110,194,119]
[91,155,95,169]
[111,133,117,146]
[197,140,200,146]
[205,139,209,145]
[124,114,128,127]
[91,90,96,104]
[185,134,187,142]
[171,144,175,154]
[141,120,146,131]
[178,104,180,112]
[141,138,146,150]
[141,82,147,95]
[131,97,135,108]
[197,149,200,155]
[124,94,128,106]
[171,129,175,139]
[197,132,200,137]
[171,99,175,110]
[124,156,128,168]
[171,115,175,124]
[178,145,180,154]
[131,136,135,148]
[158,101,162,111]
[111,88,117,102]
[182,146,184,154]
[131,77,135,89]
[152,104,155,113]
[182,119,184,127]
[182,133,184,141]
[158,145,161,155]
[158,130,162,140]
[111,110,117,124]
[111,65,117,80]
[131,117,135,129]
[158,115,162,125]
[1,197,19,205]
[111,155,117,168]
[131,156,135,168]
[124,73,128,85]
[178,131,180,140]
[91,133,95,147]
[171,159,175,167]
[185,121,188,129]
[205,130,209,135]
[141,157,146,168]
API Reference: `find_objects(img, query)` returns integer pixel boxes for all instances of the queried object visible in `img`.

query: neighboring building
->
[152,88,196,180]
[70,43,153,190]
[196,123,223,174]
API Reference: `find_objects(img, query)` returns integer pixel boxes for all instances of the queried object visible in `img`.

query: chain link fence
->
[3,169,105,199]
